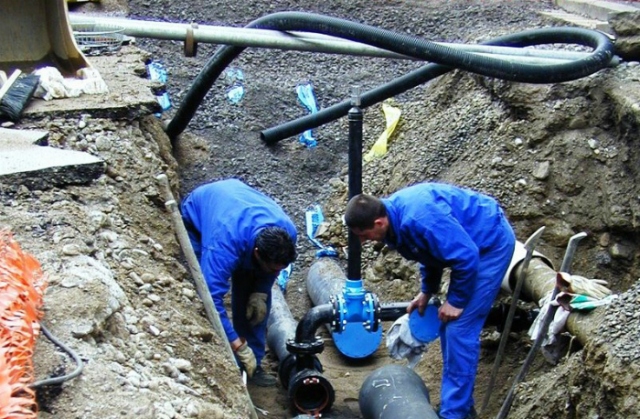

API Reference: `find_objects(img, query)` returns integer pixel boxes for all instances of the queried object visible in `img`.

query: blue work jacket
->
[180,179,297,343]
[382,182,507,309]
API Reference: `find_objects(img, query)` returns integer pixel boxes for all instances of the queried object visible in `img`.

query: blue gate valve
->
[329,279,382,358]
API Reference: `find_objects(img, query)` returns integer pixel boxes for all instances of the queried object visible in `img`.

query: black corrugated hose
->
[165,11,614,144]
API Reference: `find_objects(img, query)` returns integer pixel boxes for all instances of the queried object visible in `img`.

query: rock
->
[609,11,640,36]
[616,35,640,61]
[532,161,550,180]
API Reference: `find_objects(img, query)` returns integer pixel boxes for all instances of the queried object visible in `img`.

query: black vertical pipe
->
[347,92,363,280]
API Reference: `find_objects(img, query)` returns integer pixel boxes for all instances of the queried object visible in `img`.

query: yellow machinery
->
[0,0,90,76]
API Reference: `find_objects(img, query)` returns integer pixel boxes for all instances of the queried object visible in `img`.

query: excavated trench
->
[5,1,637,418]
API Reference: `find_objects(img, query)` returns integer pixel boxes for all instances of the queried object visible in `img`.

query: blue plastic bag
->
[305,204,338,258]
[296,82,319,148]
[277,264,293,292]
[146,61,172,116]
[147,61,168,83]
[225,68,245,104]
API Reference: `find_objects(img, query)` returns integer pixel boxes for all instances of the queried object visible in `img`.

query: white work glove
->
[246,292,268,326]
[235,340,257,377]
[556,272,611,300]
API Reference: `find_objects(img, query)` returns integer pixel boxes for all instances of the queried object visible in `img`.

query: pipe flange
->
[286,338,324,355]
[364,292,381,332]
[184,23,199,57]
[329,295,343,333]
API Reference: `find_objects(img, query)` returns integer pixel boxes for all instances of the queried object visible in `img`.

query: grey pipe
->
[359,364,439,419]
[68,14,613,65]
[515,258,605,346]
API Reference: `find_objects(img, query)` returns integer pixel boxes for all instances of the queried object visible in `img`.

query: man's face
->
[254,250,287,275]
[350,218,387,243]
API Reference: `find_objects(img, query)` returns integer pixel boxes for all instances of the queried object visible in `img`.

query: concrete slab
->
[539,10,612,33]
[21,45,162,121]
[0,127,105,191]
[0,45,162,191]
[555,0,639,21]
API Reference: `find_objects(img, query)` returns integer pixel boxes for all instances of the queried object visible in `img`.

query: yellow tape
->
[364,103,401,162]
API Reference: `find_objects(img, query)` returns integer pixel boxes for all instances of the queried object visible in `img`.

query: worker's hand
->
[246,292,269,326]
[556,272,611,300]
[234,339,257,377]
[407,292,430,315]
[438,301,463,323]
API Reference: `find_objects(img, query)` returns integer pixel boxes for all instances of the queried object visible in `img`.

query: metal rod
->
[69,14,610,65]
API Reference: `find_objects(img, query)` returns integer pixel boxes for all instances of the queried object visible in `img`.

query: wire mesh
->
[72,22,125,54]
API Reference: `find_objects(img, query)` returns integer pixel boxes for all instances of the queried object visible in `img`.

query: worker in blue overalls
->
[344,182,515,419]
[181,179,297,387]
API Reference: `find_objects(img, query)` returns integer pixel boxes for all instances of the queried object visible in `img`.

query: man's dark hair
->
[255,226,296,265]
[344,194,387,230]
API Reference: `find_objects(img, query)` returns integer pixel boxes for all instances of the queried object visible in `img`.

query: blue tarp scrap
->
[146,60,171,115]
[225,67,245,104]
[305,204,338,258]
[296,82,319,148]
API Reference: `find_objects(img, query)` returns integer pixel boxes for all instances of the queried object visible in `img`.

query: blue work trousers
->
[438,217,515,419]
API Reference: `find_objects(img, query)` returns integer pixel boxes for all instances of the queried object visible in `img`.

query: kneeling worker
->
[181,178,297,387]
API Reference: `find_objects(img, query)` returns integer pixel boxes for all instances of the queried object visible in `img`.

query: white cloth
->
[528,292,570,346]
[33,67,108,100]
[386,314,427,369]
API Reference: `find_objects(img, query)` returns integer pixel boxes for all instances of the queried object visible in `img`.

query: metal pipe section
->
[347,93,363,280]
[266,286,335,415]
[359,364,439,419]
[68,14,613,65]
[515,258,605,345]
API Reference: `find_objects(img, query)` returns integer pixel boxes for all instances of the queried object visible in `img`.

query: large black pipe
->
[166,11,614,141]
[307,256,347,308]
[259,26,614,145]
[359,364,439,419]
[267,286,300,364]
[378,302,410,321]
[347,95,363,280]
[266,286,335,415]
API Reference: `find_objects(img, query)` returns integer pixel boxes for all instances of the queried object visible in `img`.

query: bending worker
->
[181,178,297,387]
[344,182,515,419]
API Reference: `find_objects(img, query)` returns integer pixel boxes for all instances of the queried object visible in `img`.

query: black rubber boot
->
[249,366,277,387]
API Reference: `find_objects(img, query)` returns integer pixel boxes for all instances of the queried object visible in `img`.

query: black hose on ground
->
[165,11,614,143]
[32,323,84,388]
